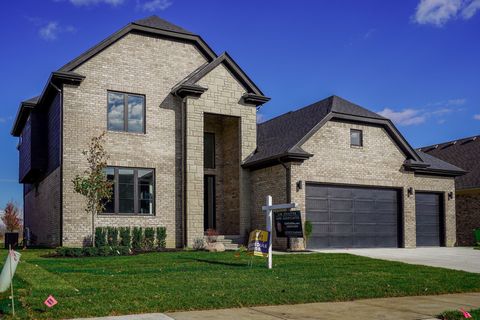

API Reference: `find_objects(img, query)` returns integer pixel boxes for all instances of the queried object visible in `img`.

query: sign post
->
[262,195,297,269]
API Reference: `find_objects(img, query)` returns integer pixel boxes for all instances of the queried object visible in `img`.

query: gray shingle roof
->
[133,15,194,35]
[419,136,479,189]
[245,95,385,165]
[416,150,466,175]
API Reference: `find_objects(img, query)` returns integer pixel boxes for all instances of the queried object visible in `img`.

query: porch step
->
[204,235,244,251]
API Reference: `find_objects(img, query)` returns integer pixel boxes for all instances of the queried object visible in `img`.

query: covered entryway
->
[415,192,444,246]
[306,183,401,249]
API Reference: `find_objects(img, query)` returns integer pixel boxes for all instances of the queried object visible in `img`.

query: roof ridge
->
[420,134,480,150]
[258,96,334,126]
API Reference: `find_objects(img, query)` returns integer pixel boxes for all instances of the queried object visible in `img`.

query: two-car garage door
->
[306,183,444,249]
[306,184,400,249]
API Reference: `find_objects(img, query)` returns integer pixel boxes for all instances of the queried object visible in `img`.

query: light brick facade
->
[250,120,456,249]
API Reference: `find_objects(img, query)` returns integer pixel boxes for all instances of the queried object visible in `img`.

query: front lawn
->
[1,249,480,319]
[438,308,480,319]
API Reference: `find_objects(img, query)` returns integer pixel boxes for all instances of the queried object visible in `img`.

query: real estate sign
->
[247,229,270,257]
[274,210,303,238]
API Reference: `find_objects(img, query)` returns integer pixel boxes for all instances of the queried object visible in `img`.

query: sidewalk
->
[74,292,480,320]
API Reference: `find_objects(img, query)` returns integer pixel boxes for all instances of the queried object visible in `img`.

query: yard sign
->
[247,229,270,257]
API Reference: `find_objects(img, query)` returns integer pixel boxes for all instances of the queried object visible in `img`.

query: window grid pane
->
[127,95,145,133]
[102,167,154,215]
[350,130,362,146]
[107,92,125,131]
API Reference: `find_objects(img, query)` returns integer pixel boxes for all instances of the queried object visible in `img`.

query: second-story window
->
[107,91,145,133]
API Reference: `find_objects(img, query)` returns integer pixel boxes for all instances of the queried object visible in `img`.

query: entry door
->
[415,193,443,246]
[204,175,216,231]
[306,184,400,249]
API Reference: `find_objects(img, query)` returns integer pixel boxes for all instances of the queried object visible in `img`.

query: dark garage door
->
[415,193,443,246]
[306,184,400,249]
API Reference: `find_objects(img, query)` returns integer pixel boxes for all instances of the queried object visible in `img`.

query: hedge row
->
[56,246,130,257]
[94,226,167,251]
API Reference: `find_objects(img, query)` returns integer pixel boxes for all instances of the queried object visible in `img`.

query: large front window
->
[107,91,145,133]
[103,167,154,215]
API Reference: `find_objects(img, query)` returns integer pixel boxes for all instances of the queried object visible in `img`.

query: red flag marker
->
[459,308,472,319]
[44,295,58,308]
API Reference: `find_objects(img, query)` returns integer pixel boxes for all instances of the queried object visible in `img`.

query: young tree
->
[72,132,113,246]
[2,202,22,232]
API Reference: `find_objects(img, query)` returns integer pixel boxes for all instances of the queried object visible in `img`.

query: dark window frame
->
[350,129,363,147]
[102,166,155,216]
[204,132,216,169]
[107,91,146,134]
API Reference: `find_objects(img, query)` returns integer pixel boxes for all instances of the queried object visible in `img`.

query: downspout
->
[181,97,187,248]
[50,81,63,247]
[278,158,291,250]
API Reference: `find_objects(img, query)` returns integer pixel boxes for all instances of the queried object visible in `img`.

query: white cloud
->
[413,0,480,26]
[474,114,480,120]
[257,113,266,124]
[38,21,76,41]
[140,0,172,11]
[378,108,427,126]
[68,0,125,6]
[363,28,376,39]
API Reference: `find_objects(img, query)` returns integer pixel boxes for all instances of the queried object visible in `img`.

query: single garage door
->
[306,184,400,249]
[415,193,443,246]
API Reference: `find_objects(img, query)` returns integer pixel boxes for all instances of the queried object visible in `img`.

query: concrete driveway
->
[314,247,480,273]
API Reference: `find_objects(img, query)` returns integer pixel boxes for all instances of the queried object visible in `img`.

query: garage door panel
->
[306,198,328,211]
[306,184,399,249]
[329,199,353,211]
[415,193,442,247]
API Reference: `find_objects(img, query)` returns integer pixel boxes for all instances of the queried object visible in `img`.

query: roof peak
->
[132,15,194,35]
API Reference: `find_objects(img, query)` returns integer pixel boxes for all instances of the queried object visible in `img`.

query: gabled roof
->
[419,135,479,189]
[58,15,217,72]
[171,52,270,105]
[244,95,464,177]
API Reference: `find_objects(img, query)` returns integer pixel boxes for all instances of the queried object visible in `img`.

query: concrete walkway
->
[74,292,480,319]
[314,247,480,273]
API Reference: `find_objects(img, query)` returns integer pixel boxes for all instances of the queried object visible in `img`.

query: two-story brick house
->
[12,16,464,249]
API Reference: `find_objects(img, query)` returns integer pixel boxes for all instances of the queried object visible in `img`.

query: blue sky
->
[0,0,479,208]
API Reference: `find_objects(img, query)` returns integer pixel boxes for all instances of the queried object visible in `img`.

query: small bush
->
[55,247,83,257]
[119,227,131,247]
[192,237,205,250]
[111,246,130,256]
[144,227,155,250]
[83,247,99,256]
[98,246,112,256]
[132,227,143,251]
[205,228,218,244]
[156,227,167,250]
[95,227,107,247]
[107,227,119,246]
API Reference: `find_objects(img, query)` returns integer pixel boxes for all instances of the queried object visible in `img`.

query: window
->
[107,91,145,133]
[350,129,363,147]
[103,167,154,215]
[204,132,215,169]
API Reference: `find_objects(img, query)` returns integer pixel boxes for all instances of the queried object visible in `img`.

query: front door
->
[204,175,216,231]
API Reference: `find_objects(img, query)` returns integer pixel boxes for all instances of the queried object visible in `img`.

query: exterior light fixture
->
[296,180,303,191]
[448,192,454,200]
[407,187,414,197]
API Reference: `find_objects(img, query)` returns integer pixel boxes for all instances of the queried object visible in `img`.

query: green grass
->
[438,308,480,319]
[0,249,479,319]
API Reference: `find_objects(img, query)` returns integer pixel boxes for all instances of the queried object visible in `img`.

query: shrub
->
[132,227,143,251]
[144,227,155,250]
[205,228,218,244]
[95,227,107,247]
[83,247,99,257]
[304,220,313,248]
[55,247,83,257]
[98,246,112,256]
[156,227,167,250]
[111,246,130,256]
[107,227,119,246]
[119,227,131,247]
[2,202,22,232]
[192,237,205,251]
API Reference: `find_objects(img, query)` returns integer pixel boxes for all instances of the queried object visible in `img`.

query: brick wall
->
[185,63,257,245]
[24,167,61,246]
[250,120,456,250]
[455,190,480,245]
[62,33,207,247]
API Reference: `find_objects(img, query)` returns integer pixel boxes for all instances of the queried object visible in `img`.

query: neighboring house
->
[419,136,480,245]
[11,16,464,249]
